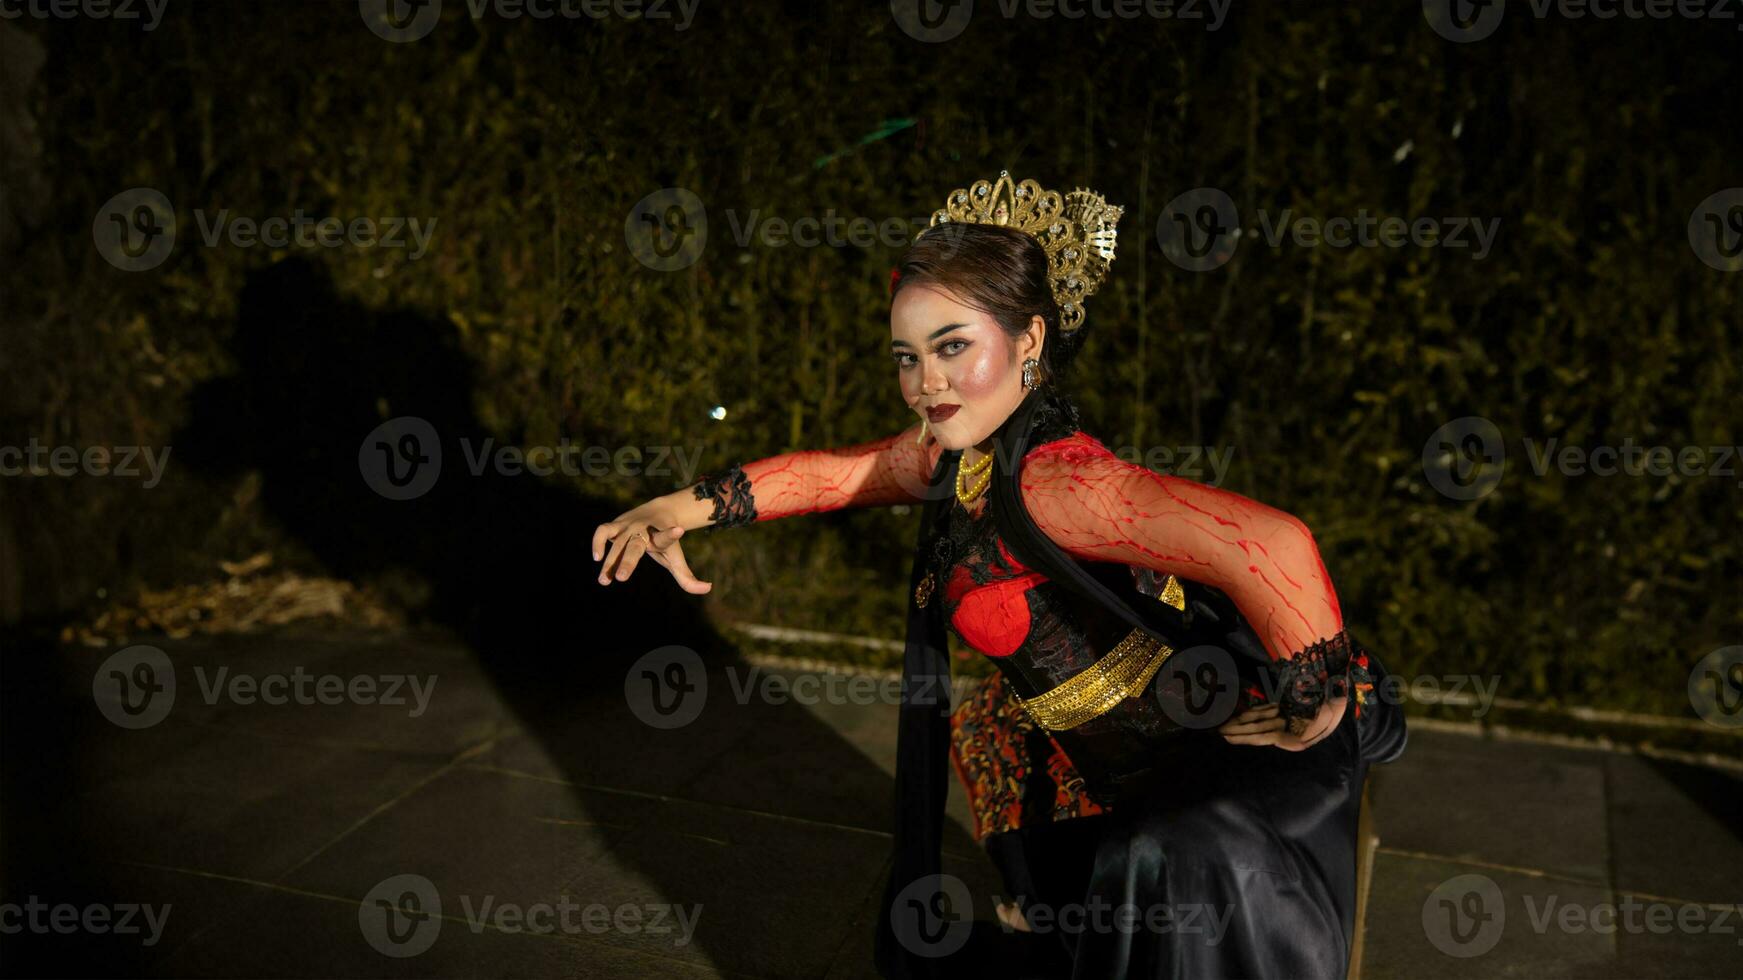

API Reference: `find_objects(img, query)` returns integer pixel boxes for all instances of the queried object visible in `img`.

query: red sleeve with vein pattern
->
[738,424,945,521]
[1019,433,1343,664]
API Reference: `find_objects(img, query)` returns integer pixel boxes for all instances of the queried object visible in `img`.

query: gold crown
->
[926,170,1124,335]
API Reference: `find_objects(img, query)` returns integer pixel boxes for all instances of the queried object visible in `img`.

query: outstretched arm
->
[593,425,942,589]
[704,424,944,524]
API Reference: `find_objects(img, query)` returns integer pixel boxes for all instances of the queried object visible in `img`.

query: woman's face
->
[889,284,1040,451]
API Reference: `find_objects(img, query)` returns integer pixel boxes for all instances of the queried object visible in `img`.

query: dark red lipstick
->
[925,404,961,423]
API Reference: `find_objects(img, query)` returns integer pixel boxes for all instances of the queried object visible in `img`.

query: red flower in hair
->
[888,266,902,297]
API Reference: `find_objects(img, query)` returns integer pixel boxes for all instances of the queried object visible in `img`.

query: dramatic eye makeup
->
[890,322,971,368]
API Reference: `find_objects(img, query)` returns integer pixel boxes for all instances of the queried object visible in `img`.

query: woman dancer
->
[592,172,1407,979]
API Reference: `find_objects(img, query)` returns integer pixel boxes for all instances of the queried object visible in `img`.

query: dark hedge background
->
[2,0,1739,717]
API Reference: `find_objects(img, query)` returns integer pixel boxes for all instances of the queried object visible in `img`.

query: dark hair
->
[892,223,1077,378]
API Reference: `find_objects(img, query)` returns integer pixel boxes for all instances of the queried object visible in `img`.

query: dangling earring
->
[1021,357,1041,391]
[915,417,930,445]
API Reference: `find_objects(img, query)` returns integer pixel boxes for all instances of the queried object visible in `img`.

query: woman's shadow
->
[163,257,996,975]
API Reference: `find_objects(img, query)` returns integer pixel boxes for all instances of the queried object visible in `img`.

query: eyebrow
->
[890,323,969,348]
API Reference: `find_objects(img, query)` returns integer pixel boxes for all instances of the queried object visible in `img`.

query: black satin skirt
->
[966,690,1393,980]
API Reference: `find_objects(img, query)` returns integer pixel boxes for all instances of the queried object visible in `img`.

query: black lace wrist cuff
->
[692,464,757,529]
[1275,630,1357,734]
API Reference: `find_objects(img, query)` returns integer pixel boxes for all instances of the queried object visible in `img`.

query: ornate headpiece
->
[925,170,1124,336]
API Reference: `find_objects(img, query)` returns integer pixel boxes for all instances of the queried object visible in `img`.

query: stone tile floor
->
[2,627,1738,978]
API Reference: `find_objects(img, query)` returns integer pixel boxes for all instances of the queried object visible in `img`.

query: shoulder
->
[1022,430,1122,473]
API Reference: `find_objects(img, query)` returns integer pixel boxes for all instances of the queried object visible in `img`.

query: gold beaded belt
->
[1011,628,1175,732]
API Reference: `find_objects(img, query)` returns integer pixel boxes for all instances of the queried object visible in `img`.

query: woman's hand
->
[592,496,714,594]
[1217,696,1348,751]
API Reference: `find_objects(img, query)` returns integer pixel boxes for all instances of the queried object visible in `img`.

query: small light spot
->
[709,406,728,421]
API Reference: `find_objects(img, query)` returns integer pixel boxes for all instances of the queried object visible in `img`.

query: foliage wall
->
[3,1,1739,715]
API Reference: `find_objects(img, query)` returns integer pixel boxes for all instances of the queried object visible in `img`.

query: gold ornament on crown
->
[924,170,1124,336]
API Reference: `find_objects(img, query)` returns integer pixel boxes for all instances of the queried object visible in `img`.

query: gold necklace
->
[955,450,995,506]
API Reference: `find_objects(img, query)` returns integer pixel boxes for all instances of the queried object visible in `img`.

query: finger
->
[1215,704,1276,731]
[656,532,714,595]
[591,521,623,562]
[598,528,635,585]
[1237,704,1280,720]
[648,524,684,551]
[1222,732,1281,746]
[613,533,651,581]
